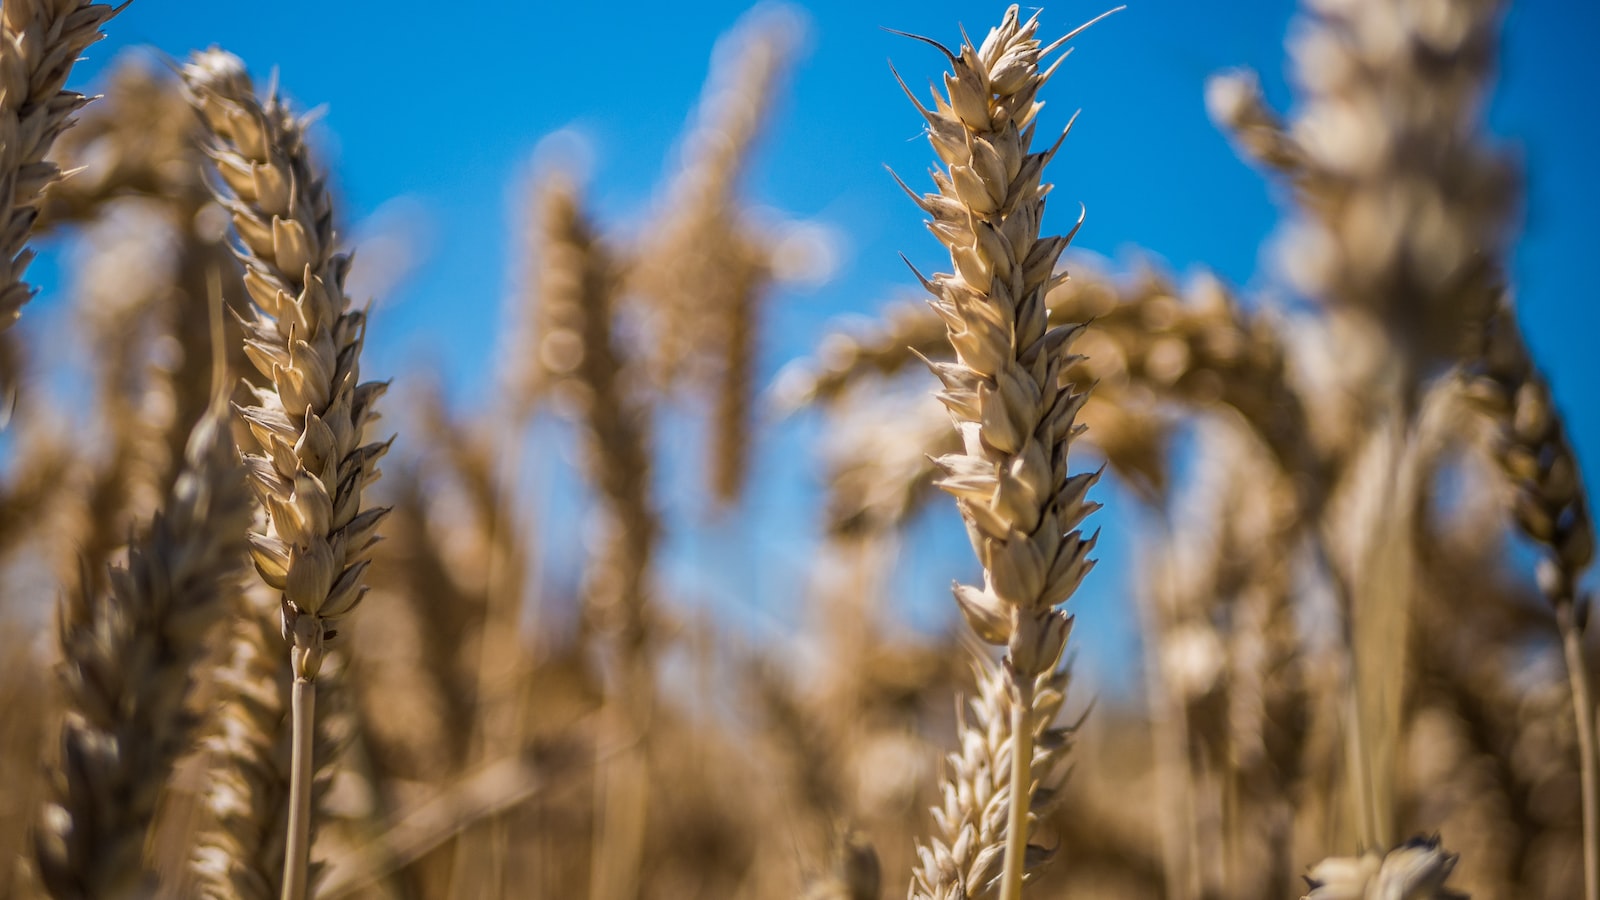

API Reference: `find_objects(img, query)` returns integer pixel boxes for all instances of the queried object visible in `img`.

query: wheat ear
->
[895,7,1112,896]
[0,0,118,328]
[1463,298,1596,900]
[182,49,389,900]
[35,399,250,900]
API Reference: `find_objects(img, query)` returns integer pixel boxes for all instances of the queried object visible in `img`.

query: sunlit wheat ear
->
[36,401,251,900]
[182,47,390,900]
[895,5,1112,896]
[0,0,119,329]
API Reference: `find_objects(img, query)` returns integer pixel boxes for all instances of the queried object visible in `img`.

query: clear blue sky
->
[52,1,1600,691]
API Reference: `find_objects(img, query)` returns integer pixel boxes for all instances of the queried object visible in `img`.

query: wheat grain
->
[35,400,250,900]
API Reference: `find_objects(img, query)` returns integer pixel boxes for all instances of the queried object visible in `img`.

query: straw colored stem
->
[998,676,1034,900]
[282,675,316,900]
[1560,604,1600,900]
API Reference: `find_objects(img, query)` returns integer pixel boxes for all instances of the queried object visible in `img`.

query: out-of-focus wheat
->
[1302,836,1465,900]
[35,402,249,900]
[535,173,659,900]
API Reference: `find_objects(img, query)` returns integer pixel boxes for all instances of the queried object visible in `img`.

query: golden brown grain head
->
[182,48,390,683]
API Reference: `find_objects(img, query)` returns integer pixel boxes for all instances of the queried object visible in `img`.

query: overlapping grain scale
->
[1302,836,1466,900]
[35,403,250,900]
[896,0,1102,659]
[0,0,117,328]
[190,587,339,900]
[909,659,1075,900]
[1273,0,1514,369]
[182,48,389,682]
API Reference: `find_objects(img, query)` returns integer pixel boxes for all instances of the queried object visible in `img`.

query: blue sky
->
[47,1,1600,691]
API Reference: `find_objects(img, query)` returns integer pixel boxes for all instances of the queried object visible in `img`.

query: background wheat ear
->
[35,396,251,900]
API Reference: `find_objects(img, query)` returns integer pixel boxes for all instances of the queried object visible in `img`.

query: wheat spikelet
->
[0,0,117,328]
[909,659,1075,900]
[35,401,250,900]
[1204,68,1302,178]
[630,9,790,387]
[894,0,1103,660]
[1461,300,1592,611]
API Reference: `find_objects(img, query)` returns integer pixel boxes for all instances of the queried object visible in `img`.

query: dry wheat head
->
[182,48,389,683]
[897,4,1099,679]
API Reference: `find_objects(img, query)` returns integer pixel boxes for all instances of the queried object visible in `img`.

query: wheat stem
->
[998,676,1034,900]
[282,675,317,900]
[1560,604,1600,900]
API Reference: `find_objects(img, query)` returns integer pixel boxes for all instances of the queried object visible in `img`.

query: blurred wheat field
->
[0,1,1596,899]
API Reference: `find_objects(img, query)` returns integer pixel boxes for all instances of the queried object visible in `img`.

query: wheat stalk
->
[182,48,389,900]
[35,400,250,900]
[0,0,118,329]
[892,9,1115,893]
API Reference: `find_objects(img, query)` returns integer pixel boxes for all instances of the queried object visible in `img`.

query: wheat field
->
[0,1,1594,898]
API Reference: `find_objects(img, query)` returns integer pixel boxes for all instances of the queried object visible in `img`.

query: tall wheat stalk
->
[182,49,389,900]
[894,6,1115,897]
